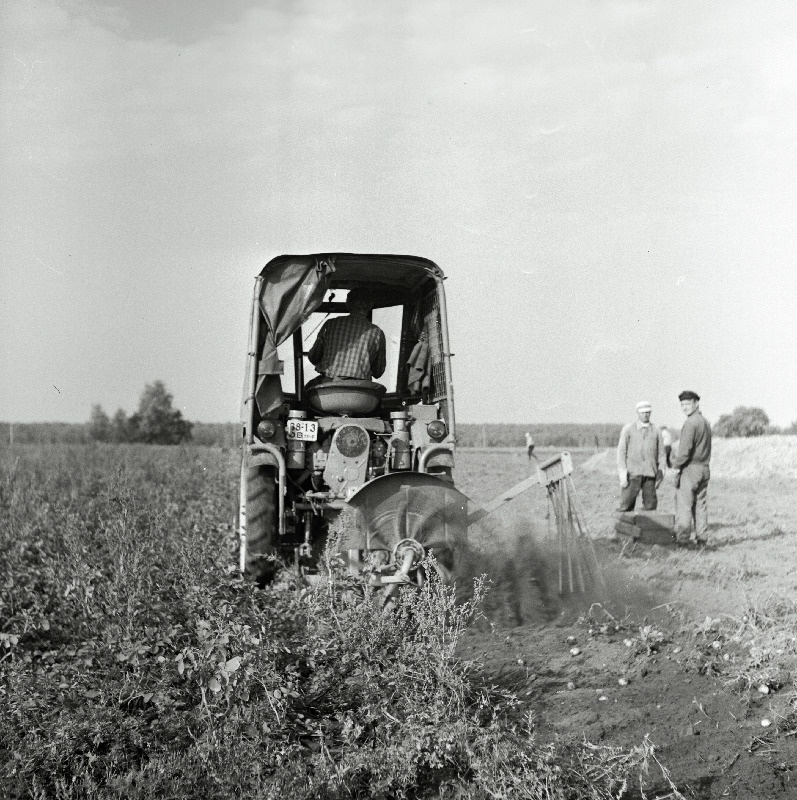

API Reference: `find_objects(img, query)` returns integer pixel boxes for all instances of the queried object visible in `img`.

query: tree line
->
[2,389,795,447]
[711,406,794,438]
[2,420,239,448]
[88,381,193,444]
[456,423,623,449]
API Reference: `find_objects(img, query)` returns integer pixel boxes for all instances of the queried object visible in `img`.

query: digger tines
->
[539,452,605,595]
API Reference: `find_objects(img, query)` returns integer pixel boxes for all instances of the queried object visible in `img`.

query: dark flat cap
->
[678,390,700,401]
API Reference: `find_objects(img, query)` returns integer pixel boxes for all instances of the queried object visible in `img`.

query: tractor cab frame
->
[239,253,463,586]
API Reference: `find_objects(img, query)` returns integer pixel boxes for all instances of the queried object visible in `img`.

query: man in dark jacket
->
[673,390,712,546]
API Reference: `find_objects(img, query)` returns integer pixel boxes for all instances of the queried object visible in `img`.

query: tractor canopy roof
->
[258,252,444,304]
[256,253,444,349]
[252,253,447,417]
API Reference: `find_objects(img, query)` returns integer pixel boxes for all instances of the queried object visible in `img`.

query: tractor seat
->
[305,379,386,415]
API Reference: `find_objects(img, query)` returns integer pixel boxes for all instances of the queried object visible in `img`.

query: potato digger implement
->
[239,253,602,599]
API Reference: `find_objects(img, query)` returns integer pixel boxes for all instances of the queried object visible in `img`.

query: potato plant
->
[1,444,653,799]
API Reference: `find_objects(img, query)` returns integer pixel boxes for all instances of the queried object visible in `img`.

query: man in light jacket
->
[616,401,666,512]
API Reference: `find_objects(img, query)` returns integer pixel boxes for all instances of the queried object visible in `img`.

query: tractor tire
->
[244,464,278,585]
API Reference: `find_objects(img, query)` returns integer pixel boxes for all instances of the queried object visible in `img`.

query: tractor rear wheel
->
[244,464,278,585]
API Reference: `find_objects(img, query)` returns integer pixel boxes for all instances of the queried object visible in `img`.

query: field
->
[2,439,797,798]
[457,438,797,799]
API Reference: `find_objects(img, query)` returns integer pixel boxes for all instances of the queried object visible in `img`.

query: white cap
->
[636,401,652,412]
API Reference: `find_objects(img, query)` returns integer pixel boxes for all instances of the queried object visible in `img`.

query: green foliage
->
[89,405,112,442]
[0,444,655,799]
[133,381,193,445]
[0,423,89,445]
[5,422,624,449]
[86,382,193,445]
[111,408,135,444]
[713,406,770,438]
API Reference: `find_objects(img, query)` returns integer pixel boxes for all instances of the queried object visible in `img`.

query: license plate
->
[287,419,318,442]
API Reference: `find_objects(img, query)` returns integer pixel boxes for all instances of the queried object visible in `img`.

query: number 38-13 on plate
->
[287,419,318,441]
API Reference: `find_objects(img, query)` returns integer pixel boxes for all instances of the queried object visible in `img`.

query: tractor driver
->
[307,289,386,384]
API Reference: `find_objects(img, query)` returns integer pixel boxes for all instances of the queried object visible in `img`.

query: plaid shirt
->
[307,313,386,380]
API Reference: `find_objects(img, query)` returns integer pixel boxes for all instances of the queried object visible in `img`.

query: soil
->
[454,444,797,799]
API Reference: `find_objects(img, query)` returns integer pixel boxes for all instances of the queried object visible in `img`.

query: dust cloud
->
[341,474,666,630]
[454,516,668,630]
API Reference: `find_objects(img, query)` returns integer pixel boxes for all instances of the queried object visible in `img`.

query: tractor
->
[239,253,469,592]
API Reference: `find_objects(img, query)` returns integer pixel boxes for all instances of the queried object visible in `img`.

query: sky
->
[1,0,795,429]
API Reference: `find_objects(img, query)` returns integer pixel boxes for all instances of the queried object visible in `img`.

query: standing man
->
[672,390,712,546]
[660,426,673,468]
[525,431,537,461]
[616,401,666,511]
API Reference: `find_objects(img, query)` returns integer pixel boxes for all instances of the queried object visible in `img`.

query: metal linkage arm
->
[465,451,574,526]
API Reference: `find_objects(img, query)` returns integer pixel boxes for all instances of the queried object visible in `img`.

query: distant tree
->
[134,381,193,444]
[786,420,797,436]
[88,404,111,441]
[126,413,142,442]
[713,406,770,438]
[110,408,132,443]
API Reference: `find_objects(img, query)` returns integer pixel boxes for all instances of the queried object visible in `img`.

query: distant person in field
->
[307,289,386,384]
[672,390,712,547]
[525,431,537,460]
[616,401,666,512]
[660,425,673,468]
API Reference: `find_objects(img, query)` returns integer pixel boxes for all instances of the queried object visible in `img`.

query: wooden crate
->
[615,512,675,546]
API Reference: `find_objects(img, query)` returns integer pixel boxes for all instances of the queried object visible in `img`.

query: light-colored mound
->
[577,436,797,480]
[709,435,797,479]
[580,449,613,472]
